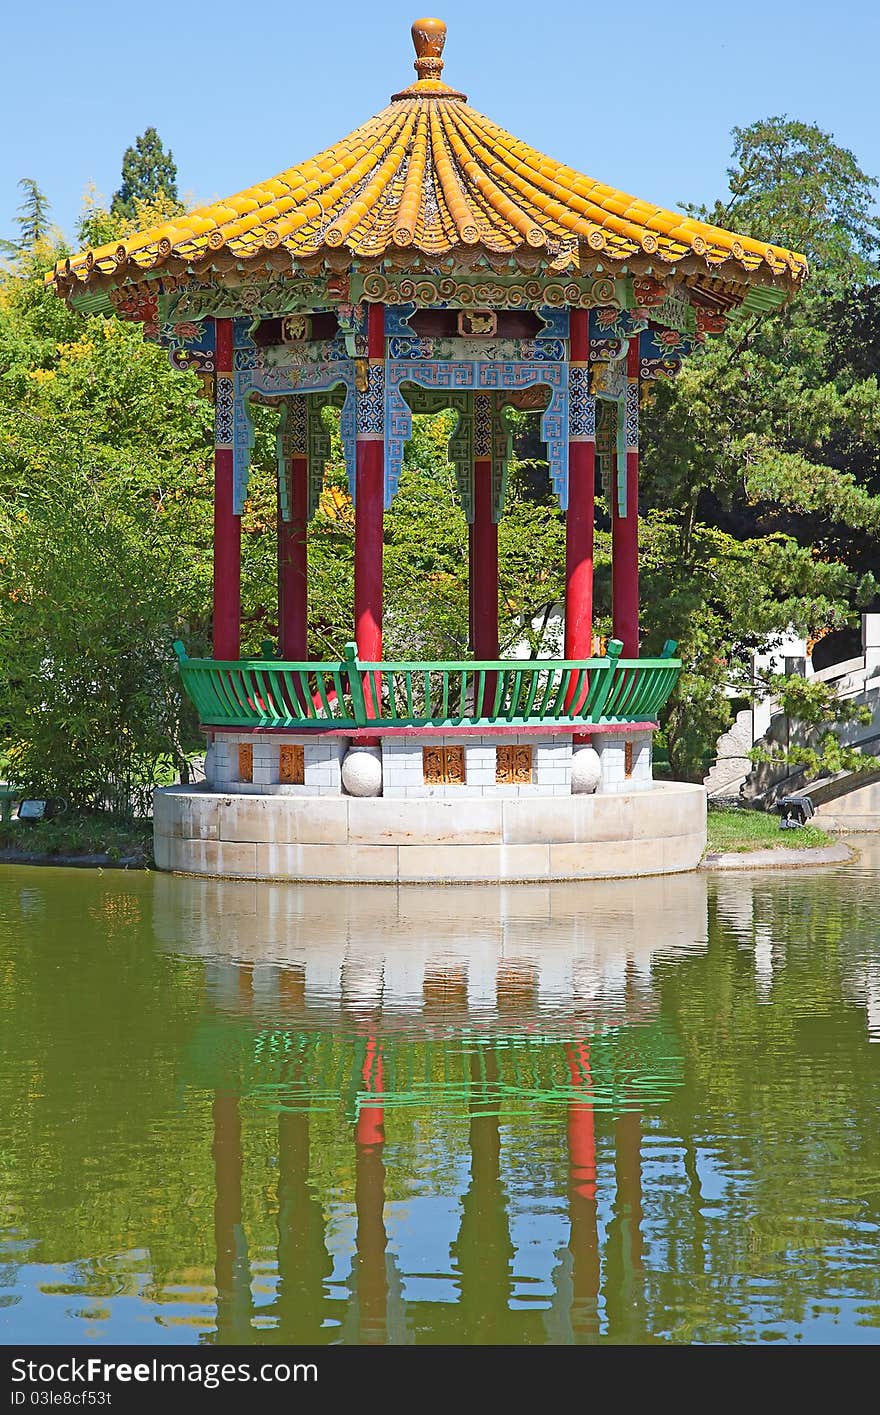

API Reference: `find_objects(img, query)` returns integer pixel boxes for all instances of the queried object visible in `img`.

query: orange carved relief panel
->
[279,744,305,784]
[496,745,533,784]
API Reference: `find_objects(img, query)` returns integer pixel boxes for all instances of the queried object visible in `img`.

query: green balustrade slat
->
[256,668,279,720]
[313,672,334,719]
[265,668,292,722]
[386,671,398,719]
[641,667,663,715]
[331,671,348,719]
[507,669,523,721]
[491,670,505,718]
[222,668,250,718]
[209,668,241,719]
[548,668,570,719]
[522,668,540,719]
[188,669,213,719]
[178,654,680,731]
[536,668,555,716]
[586,664,612,718]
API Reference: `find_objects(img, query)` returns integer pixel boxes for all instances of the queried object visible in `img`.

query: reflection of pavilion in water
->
[154,872,708,1343]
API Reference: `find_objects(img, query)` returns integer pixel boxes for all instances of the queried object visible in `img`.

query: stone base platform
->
[153,781,706,883]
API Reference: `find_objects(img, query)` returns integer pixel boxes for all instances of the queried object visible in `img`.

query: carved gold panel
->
[423,745,466,785]
[280,743,305,784]
[238,743,253,783]
[496,745,533,784]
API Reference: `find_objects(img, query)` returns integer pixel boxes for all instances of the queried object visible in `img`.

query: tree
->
[111,127,179,221]
[1,178,53,259]
[640,115,880,777]
[696,117,880,289]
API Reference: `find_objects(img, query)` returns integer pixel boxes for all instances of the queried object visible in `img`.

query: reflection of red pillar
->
[277,1099,331,1343]
[355,1039,387,1344]
[565,1042,600,1341]
[452,1048,515,1342]
[213,317,240,660]
[278,457,308,660]
[611,340,640,657]
[212,1092,250,1342]
[604,1104,645,1343]
[615,1107,644,1272]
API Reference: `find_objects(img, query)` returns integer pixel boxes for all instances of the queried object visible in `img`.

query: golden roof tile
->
[48,16,807,302]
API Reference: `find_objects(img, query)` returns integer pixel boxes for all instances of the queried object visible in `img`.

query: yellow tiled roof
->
[49,17,807,300]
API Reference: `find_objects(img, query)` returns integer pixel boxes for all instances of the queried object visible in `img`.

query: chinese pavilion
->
[48,18,806,882]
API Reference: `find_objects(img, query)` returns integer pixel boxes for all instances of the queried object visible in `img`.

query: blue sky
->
[3,0,879,249]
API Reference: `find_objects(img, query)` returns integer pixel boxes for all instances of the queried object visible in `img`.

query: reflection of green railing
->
[173,639,680,731]
[187,1019,685,1118]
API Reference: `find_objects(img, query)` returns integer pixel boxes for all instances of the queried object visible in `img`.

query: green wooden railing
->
[173,639,680,731]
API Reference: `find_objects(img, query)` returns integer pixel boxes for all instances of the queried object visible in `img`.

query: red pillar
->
[611,339,640,657]
[472,461,499,661]
[213,317,241,660]
[467,522,475,650]
[472,432,499,715]
[566,310,596,724]
[278,456,308,660]
[354,303,385,663]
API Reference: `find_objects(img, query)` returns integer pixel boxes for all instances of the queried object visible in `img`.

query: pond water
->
[1,846,880,1347]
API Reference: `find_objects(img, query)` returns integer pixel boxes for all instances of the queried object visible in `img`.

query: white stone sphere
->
[571,744,601,795]
[342,745,383,797]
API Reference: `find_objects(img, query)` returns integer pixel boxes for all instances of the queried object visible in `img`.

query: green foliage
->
[0,474,205,814]
[111,127,179,221]
[0,223,214,814]
[748,673,879,780]
[0,813,153,863]
[763,672,872,728]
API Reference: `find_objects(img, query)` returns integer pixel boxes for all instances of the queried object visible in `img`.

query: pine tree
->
[111,128,179,220]
[4,178,52,252]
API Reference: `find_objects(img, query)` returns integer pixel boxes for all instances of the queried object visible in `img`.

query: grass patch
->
[0,814,153,866]
[706,807,830,854]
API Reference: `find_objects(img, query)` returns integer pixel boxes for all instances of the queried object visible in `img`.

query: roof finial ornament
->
[411,17,446,81]
[392,16,465,100]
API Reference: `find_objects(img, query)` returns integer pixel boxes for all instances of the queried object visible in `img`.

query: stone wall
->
[204,729,655,798]
[153,780,706,883]
[206,734,345,794]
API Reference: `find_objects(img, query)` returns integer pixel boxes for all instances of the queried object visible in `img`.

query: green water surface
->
[1,847,879,1345]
